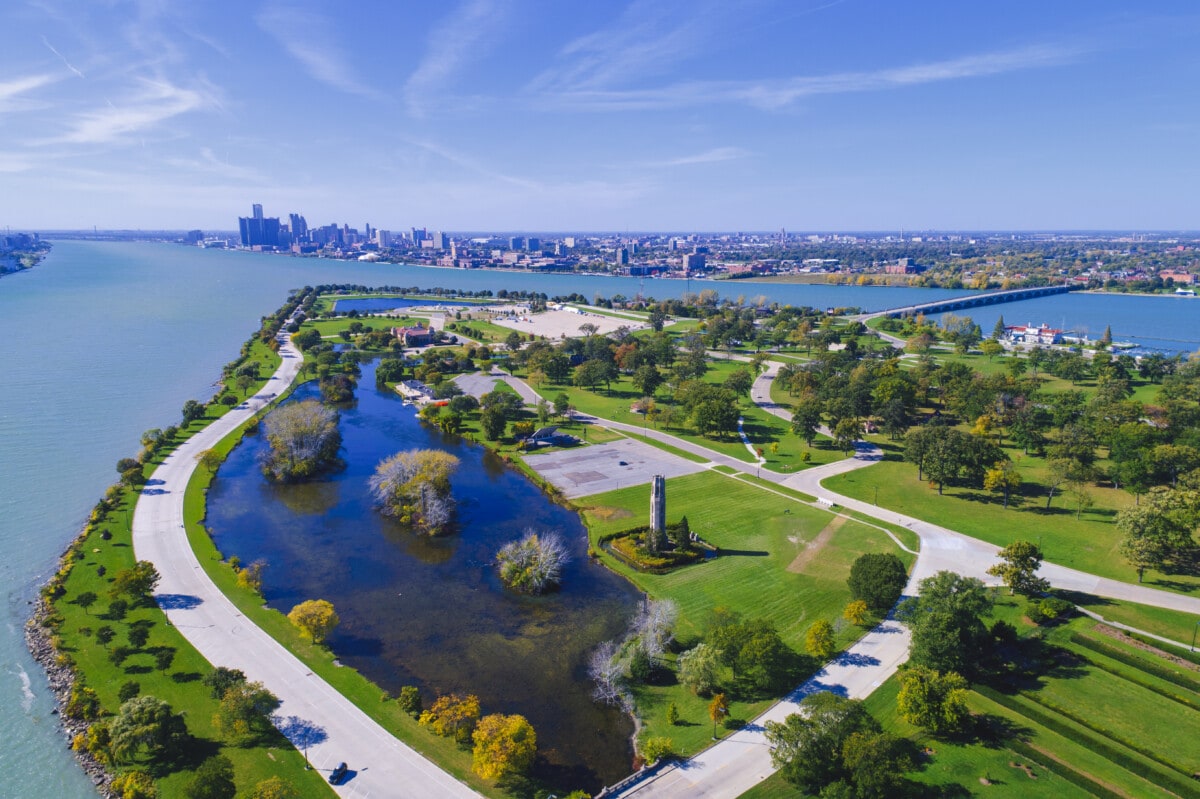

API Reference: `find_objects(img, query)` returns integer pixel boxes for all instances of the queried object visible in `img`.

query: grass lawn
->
[306,315,421,337]
[822,448,1200,596]
[1061,592,1200,648]
[579,470,913,757]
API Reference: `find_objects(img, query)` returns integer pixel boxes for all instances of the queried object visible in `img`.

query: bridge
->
[858,284,1076,321]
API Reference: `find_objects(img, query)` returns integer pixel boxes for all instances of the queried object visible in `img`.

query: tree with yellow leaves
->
[287,599,339,645]
[420,693,481,743]
[471,713,537,780]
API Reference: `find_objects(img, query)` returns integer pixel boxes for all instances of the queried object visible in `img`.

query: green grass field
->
[580,470,913,757]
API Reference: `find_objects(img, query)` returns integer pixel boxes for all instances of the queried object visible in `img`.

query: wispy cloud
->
[634,147,751,168]
[406,138,541,191]
[42,36,86,78]
[163,147,268,184]
[540,44,1084,112]
[256,3,380,99]
[404,0,505,117]
[45,77,213,145]
[529,0,733,94]
[0,74,58,113]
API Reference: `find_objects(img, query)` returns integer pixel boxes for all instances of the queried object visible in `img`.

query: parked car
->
[329,762,348,785]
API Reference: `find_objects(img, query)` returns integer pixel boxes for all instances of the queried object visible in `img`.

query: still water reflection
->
[207,361,639,788]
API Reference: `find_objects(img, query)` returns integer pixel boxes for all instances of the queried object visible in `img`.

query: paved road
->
[132,331,482,799]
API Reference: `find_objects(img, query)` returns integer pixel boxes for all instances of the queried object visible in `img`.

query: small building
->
[1005,323,1064,345]
[393,322,434,347]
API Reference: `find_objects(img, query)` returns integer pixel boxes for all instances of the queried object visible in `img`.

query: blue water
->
[205,363,639,788]
[2,240,1196,795]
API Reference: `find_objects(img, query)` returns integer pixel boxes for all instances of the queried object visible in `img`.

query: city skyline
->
[2,1,1199,230]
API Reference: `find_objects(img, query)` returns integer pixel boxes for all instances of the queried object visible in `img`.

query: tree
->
[641,736,675,765]
[260,400,341,482]
[708,693,730,739]
[109,695,188,764]
[843,600,870,626]
[183,755,236,799]
[979,339,1004,360]
[96,625,115,649]
[369,449,460,533]
[983,460,1022,508]
[632,364,664,397]
[902,571,993,677]
[181,399,206,426]
[196,448,223,473]
[420,693,481,742]
[832,417,863,456]
[790,394,824,446]
[765,692,877,794]
[847,553,908,612]
[677,642,721,695]
[841,730,914,798]
[1116,485,1199,582]
[896,666,971,737]
[805,619,836,660]
[471,713,537,780]
[213,681,281,744]
[111,560,161,603]
[480,405,507,440]
[666,701,679,726]
[553,392,571,417]
[991,316,1007,340]
[986,540,1048,595]
[249,777,299,799]
[110,771,157,799]
[127,625,151,649]
[496,530,569,594]
[723,367,754,398]
[504,330,523,352]
[288,599,339,644]
[202,666,246,699]
[397,685,422,717]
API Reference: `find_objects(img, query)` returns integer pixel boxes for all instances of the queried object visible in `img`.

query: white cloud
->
[539,44,1083,112]
[404,0,505,117]
[256,3,380,99]
[46,77,212,145]
[644,146,750,168]
[0,74,58,113]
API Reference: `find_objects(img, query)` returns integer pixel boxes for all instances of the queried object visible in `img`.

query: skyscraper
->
[238,204,280,247]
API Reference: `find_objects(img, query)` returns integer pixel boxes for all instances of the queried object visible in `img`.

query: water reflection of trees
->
[379,519,458,565]
[269,480,342,516]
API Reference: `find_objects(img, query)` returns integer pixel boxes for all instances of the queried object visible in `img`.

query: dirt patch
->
[588,506,633,522]
[1093,623,1200,672]
[1009,760,1038,779]
[787,515,847,573]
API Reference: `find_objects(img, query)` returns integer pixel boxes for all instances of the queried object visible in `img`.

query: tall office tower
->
[509,236,524,250]
[411,227,427,245]
[252,203,263,220]
[616,247,630,265]
[238,204,280,247]
[525,237,540,252]
[434,231,449,249]
[376,229,393,247]
[289,214,308,241]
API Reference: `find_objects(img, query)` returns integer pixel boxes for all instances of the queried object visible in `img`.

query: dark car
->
[329,762,348,785]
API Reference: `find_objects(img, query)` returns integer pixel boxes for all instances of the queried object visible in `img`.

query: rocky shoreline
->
[25,566,115,797]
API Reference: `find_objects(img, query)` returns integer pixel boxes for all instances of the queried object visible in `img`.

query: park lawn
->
[1062,593,1200,649]
[579,470,912,757]
[306,315,421,337]
[821,451,1200,595]
[53,490,331,795]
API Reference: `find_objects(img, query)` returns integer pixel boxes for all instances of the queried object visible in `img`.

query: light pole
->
[1192,620,1200,652]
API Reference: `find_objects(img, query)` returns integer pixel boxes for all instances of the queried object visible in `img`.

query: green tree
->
[832,417,863,456]
[110,771,157,799]
[677,642,721,695]
[841,729,914,798]
[896,666,971,737]
[183,755,236,799]
[723,367,754,398]
[805,619,836,661]
[480,405,507,440]
[789,394,824,446]
[471,713,537,780]
[212,681,281,744]
[666,701,679,726]
[287,599,339,644]
[641,736,675,765]
[96,625,115,649]
[111,561,160,603]
[397,685,422,717]
[986,540,1049,595]
[847,553,908,612]
[109,695,188,764]
[181,399,206,426]
[902,571,993,677]
[202,667,246,699]
[1116,485,1199,582]
[765,692,877,794]
[153,648,174,675]
[127,625,149,649]
[75,591,98,615]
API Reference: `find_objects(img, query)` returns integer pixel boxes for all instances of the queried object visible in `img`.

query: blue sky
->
[2,1,1198,231]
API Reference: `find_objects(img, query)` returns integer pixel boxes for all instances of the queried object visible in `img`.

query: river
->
[0,240,1193,795]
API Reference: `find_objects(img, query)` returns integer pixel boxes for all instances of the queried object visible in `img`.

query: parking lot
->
[524,438,708,499]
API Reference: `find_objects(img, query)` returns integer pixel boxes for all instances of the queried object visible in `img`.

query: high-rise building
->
[238,204,280,247]
[411,227,427,246]
[289,213,308,241]
[375,229,393,248]
[509,236,524,250]
[615,247,630,265]
[434,231,449,249]
[525,237,540,252]
[682,252,705,272]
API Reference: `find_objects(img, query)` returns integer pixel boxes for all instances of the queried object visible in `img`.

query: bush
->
[496,530,569,594]
[397,685,422,717]
[111,771,157,799]
[640,736,675,765]
[118,681,141,702]
[1027,596,1073,625]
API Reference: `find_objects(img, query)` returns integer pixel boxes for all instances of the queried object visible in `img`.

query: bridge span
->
[858,284,1076,321]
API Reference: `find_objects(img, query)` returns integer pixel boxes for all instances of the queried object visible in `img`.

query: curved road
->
[132,331,482,798]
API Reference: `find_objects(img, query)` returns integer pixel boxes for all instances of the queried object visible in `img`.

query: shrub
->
[847,553,908,612]
[496,530,569,594]
[118,681,141,702]
[641,736,675,765]
[111,771,157,799]
[397,685,422,717]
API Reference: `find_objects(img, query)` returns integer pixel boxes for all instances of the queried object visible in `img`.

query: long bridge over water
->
[858,283,1076,321]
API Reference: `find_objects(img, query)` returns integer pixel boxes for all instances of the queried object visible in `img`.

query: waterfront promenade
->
[131,331,482,799]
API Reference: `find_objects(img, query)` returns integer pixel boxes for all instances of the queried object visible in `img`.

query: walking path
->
[132,330,482,799]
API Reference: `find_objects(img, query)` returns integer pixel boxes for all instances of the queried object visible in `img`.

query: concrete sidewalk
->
[132,329,482,799]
